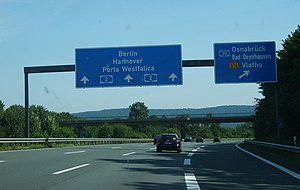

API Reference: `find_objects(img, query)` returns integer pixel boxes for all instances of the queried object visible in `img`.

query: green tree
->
[0,101,5,137]
[2,105,25,137]
[276,26,300,144]
[29,108,45,137]
[53,127,76,138]
[0,100,4,114]
[199,124,213,138]
[81,126,99,138]
[255,26,300,144]
[98,124,114,138]
[29,105,57,137]
[235,123,254,138]
[53,112,76,138]
[129,102,149,119]
[210,123,221,137]
[165,127,180,135]
[113,124,132,138]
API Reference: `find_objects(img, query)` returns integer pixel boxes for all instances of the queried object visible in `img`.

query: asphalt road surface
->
[0,141,299,190]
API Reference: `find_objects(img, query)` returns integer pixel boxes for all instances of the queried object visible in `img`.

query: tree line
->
[0,101,253,139]
[0,101,76,138]
[255,26,300,146]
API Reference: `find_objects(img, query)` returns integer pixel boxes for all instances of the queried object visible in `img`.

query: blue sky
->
[1,0,299,113]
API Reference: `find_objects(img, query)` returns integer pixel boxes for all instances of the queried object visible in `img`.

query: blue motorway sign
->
[214,41,277,83]
[76,45,182,88]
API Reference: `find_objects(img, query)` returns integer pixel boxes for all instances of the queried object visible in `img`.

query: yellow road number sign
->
[228,62,240,68]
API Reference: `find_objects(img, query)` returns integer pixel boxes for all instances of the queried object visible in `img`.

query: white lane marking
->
[188,153,194,157]
[138,144,146,147]
[150,147,156,150]
[200,146,205,148]
[184,159,191,166]
[236,143,300,181]
[122,152,136,156]
[0,160,5,163]
[52,163,90,175]
[112,146,122,149]
[192,149,198,152]
[185,173,201,190]
[64,150,85,155]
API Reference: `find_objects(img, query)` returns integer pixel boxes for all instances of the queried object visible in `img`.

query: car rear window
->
[161,135,177,140]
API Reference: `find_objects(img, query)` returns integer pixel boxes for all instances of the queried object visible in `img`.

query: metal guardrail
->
[244,140,300,153]
[0,138,152,146]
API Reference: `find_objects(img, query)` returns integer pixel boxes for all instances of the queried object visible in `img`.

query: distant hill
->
[72,105,256,119]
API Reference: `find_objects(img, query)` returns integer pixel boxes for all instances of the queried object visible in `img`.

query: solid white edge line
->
[64,150,85,155]
[0,160,5,163]
[184,159,191,166]
[122,152,136,156]
[236,143,300,181]
[52,163,90,175]
[185,173,201,190]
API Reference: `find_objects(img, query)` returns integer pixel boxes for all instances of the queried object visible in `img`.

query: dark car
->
[153,135,160,145]
[156,133,182,153]
[196,136,204,143]
[184,136,193,142]
[213,137,221,143]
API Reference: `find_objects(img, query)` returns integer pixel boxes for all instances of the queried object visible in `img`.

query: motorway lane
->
[0,142,299,190]
[0,143,193,190]
[47,144,188,190]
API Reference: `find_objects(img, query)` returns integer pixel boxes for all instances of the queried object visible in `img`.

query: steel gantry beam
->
[24,65,75,138]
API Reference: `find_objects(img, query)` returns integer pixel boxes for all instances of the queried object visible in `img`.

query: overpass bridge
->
[59,115,255,127]
[59,115,255,138]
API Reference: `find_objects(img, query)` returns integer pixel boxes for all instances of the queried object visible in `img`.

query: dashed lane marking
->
[184,159,191,166]
[64,151,85,155]
[112,146,122,149]
[185,173,201,190]
[52,164,90,175]
[122,152,136,156]
[188,153,194,157]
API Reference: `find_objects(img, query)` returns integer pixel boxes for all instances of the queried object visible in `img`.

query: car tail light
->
[156,139,160,145]
[176,140,180,146]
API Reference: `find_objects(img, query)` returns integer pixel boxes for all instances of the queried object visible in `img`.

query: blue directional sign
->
[76,45,182,88]
[214,41,277,84]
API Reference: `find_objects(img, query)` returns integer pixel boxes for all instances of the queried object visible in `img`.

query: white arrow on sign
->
[124,75,133,83]
[80,76,89,84]
[239,71,250,79]
[169,73,178,81]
